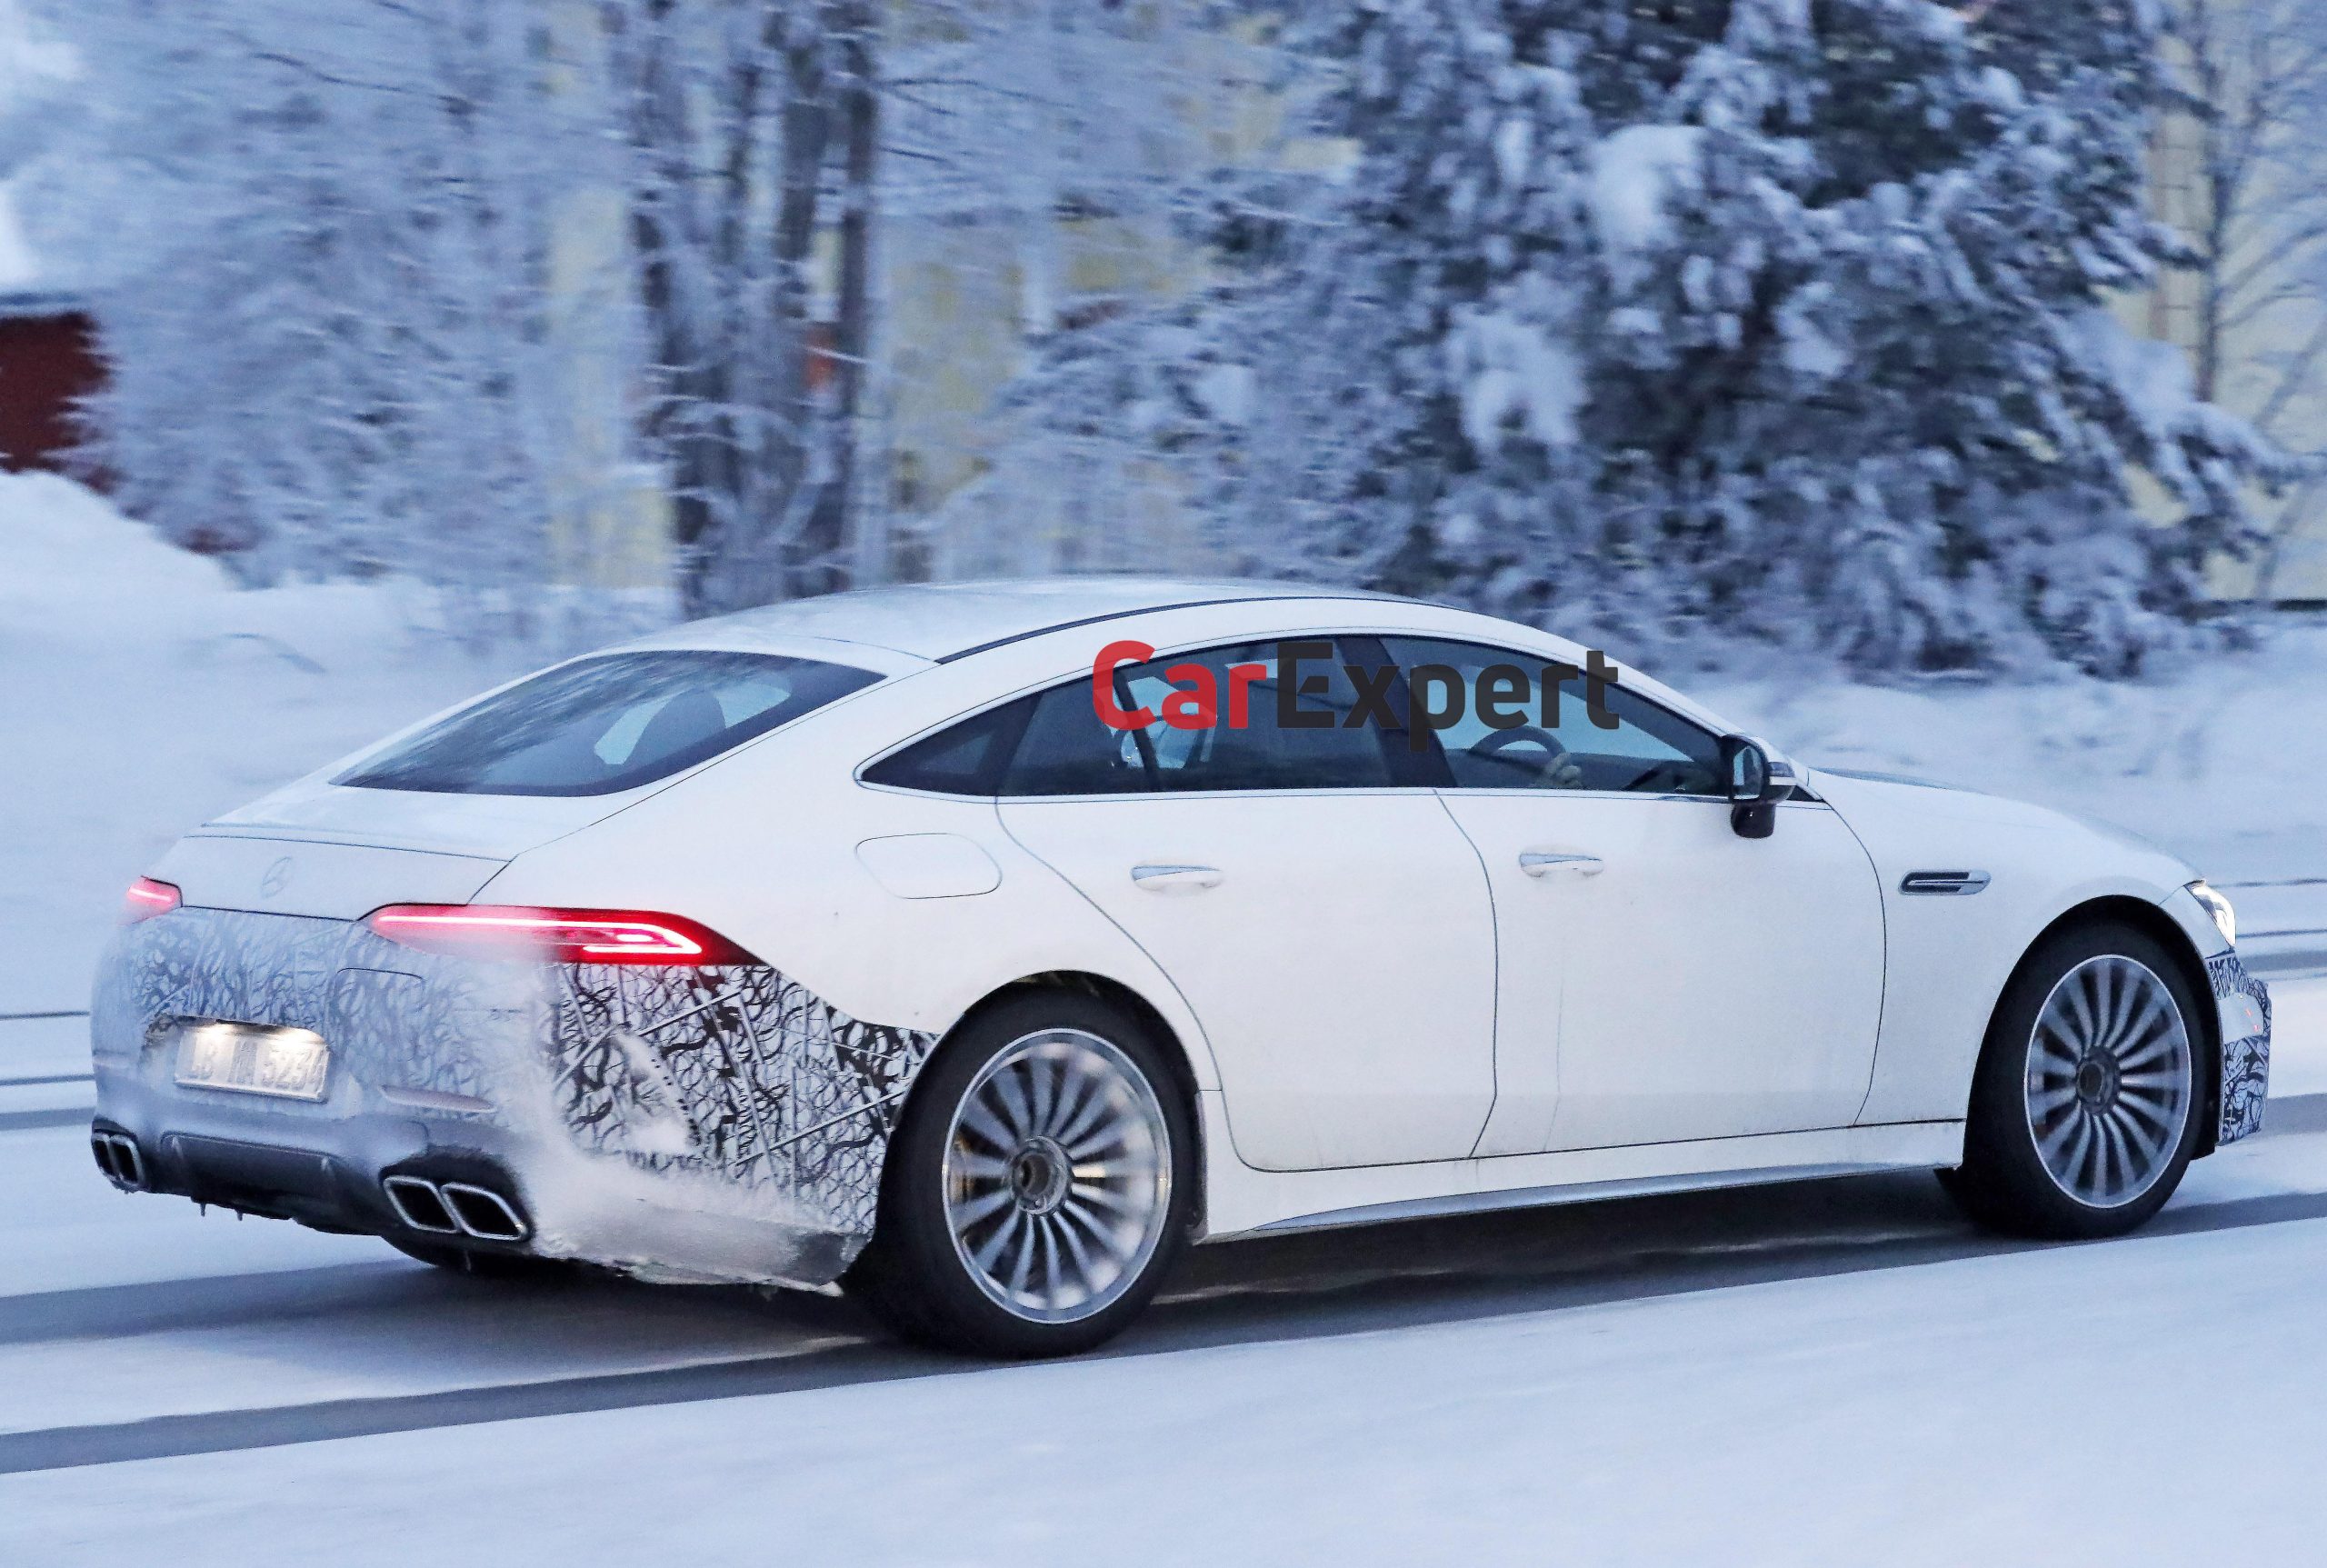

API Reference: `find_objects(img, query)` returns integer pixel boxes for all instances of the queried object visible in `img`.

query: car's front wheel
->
[1942,921,2205,1239]
[846,991,1194,1357]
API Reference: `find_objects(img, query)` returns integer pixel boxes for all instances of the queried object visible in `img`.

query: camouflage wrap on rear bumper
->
[2210,950,2270,1146]
[92,906,939,1275]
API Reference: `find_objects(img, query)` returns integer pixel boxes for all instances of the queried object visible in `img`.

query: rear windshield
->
[338,651,881,796]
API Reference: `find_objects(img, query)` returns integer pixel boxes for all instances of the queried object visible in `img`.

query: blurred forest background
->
[5,0,2327,677]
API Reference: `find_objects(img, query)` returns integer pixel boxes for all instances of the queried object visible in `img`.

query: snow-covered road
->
[5,984,2327,1562]
[5,1107,2327,1563]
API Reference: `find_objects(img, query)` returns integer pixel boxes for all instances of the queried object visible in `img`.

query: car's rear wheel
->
[1942,922,2204,1238]
[845,991,1194,1357]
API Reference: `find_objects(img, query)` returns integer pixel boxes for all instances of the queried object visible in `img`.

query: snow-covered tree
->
[31,0,914,628]
[0,2,79,189]
[1037,0,2280,674]
[872,0,1265,579]
[2157,0,2327,603]
[603,0,881,616]
[29,2,630,641]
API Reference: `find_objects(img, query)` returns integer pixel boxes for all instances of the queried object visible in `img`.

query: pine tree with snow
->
[1115,0,2280,674]
[35,1,625,641]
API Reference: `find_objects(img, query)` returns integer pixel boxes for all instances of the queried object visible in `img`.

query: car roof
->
[635,576,1413,664]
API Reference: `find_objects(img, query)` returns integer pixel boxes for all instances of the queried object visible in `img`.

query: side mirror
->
[1722,734,1782,840]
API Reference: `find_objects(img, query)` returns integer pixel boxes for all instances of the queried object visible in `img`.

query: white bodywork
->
[139,579,2230,1247]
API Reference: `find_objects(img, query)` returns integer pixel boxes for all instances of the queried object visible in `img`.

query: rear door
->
[994,639,1498,1172]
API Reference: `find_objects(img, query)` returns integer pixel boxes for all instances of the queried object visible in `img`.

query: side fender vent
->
[1901,871,1991,896]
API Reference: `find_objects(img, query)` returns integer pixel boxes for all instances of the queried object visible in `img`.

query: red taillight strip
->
[122,878,181,924]
[364,905,760,966]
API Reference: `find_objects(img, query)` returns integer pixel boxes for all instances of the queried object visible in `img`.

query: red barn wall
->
[0,310,104,477]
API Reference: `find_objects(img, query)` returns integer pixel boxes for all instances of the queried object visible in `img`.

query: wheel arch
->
[905,969,1210,1223]
[1993,894,2222,1154]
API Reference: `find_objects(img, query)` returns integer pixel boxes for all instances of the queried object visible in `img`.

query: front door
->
[1383,638,1886,1155]
[996,639,1498,1172]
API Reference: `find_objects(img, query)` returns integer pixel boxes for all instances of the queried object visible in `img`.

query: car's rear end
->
[88,639,928,1288]
[92,840,541,1253]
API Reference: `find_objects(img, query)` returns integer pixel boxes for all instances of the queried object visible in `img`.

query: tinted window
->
[1006,683,1153,795]
[1383,638,1723,796]
[340,651,880,796]
[862,701,1031,795]
[997,639,1399,796]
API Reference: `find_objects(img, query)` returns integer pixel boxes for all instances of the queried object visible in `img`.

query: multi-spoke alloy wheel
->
[2024,955,2192,1207]
[944,1029,1173,1323]
[1942,923,2204,1241]
[845,993,1193,1357]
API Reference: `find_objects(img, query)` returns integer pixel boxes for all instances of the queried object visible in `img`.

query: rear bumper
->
[92,904,938,1287]
[88,1088,855,1285]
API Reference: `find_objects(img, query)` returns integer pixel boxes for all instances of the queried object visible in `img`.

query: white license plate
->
[175,1021,333,1102]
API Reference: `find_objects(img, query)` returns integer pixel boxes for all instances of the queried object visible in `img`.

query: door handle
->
[1520,852,1603,878]
[1132,864,1223,893]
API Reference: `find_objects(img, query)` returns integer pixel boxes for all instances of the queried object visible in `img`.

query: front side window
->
[341,651,881,796]
[1383,637,1724,796]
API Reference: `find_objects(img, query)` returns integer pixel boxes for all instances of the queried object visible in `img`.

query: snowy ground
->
[7,471,2327,1561]
[0,473,525,1014]
[6,1064,2327,1563]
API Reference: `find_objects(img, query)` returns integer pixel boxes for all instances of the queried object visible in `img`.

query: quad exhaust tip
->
[439,1183,529,1242]
[382,1174,530,1243]
[91,1131,147,1191]
[382,1174,459,1234]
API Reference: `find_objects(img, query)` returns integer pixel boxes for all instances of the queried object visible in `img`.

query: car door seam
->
[985,798,1253,1164]
[1432,790,1507,1161]
[1823,800,1893,1128]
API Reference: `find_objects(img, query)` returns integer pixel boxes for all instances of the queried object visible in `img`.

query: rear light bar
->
[363,905,760,966]
[122,877,182,924]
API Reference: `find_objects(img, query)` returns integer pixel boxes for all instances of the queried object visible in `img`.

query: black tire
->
[844,990,1197,1358]
[1941,921,2207,1239]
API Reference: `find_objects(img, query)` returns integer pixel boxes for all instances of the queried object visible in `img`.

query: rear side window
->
[1006,681,1156,795]
[1104,641,1398,793]
[868,639,1406,798]
[862,700,1033,795]
[339,652,880,796]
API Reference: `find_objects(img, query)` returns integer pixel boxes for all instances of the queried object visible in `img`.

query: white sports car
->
[92,579,2271,1355]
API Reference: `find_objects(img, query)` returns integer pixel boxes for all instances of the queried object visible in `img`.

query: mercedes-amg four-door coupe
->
[91,579,2270,1354]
